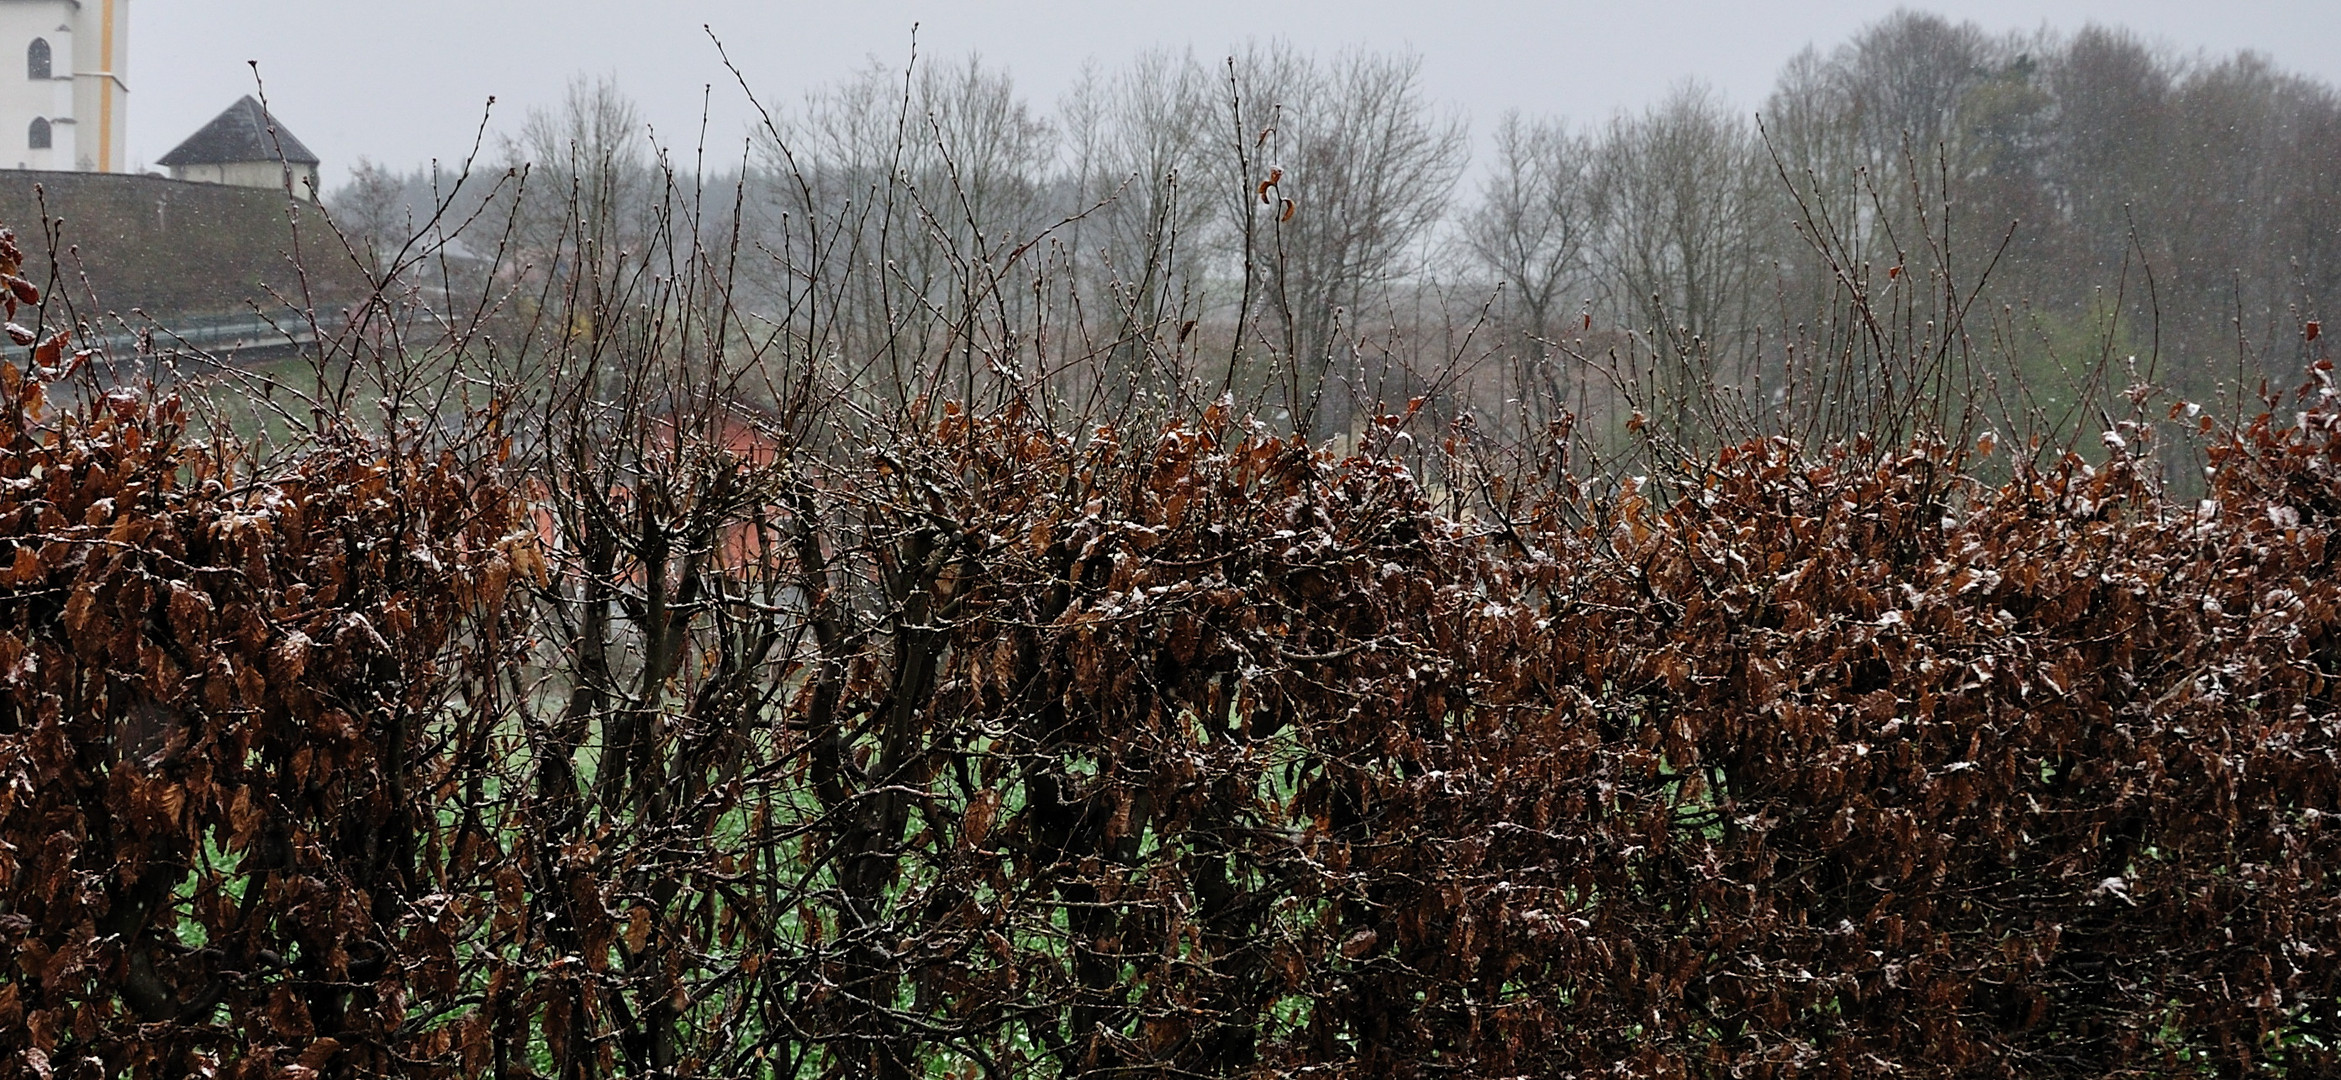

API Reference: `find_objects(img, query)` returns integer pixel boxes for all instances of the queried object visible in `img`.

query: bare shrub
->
[5,26,2341,1078]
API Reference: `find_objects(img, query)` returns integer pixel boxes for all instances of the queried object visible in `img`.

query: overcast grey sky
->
[130,1,2341,187]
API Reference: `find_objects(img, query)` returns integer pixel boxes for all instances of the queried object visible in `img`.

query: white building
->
[156,96,319,201]
[0,0,127,173]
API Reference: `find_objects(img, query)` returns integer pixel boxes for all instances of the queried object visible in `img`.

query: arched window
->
[26,38,49,81]
[28,118,48,150]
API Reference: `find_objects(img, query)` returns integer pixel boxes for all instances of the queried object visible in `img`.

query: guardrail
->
[78,308,319,360]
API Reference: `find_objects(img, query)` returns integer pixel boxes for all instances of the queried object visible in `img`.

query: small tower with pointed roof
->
[155,95,318,200]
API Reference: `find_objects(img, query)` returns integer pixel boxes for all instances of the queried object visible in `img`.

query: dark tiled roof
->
[156,96,320,167]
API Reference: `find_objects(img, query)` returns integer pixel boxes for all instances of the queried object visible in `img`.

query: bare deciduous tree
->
[1460,110,1596,348]
[1221,42,1469,438]
[506,74,655,270]
[1057,50,1215,403]
[752,55,1053,405]
[1591,83,1768,378]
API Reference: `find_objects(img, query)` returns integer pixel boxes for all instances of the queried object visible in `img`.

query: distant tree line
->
[331,12,2339,458]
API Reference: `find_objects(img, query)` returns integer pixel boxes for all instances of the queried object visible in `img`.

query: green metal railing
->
[80,308,318,361]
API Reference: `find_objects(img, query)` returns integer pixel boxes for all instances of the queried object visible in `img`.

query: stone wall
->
[0,169,361,322]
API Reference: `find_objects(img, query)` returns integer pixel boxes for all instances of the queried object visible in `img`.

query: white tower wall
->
[70,0,124,172]
[0,0,124,173]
